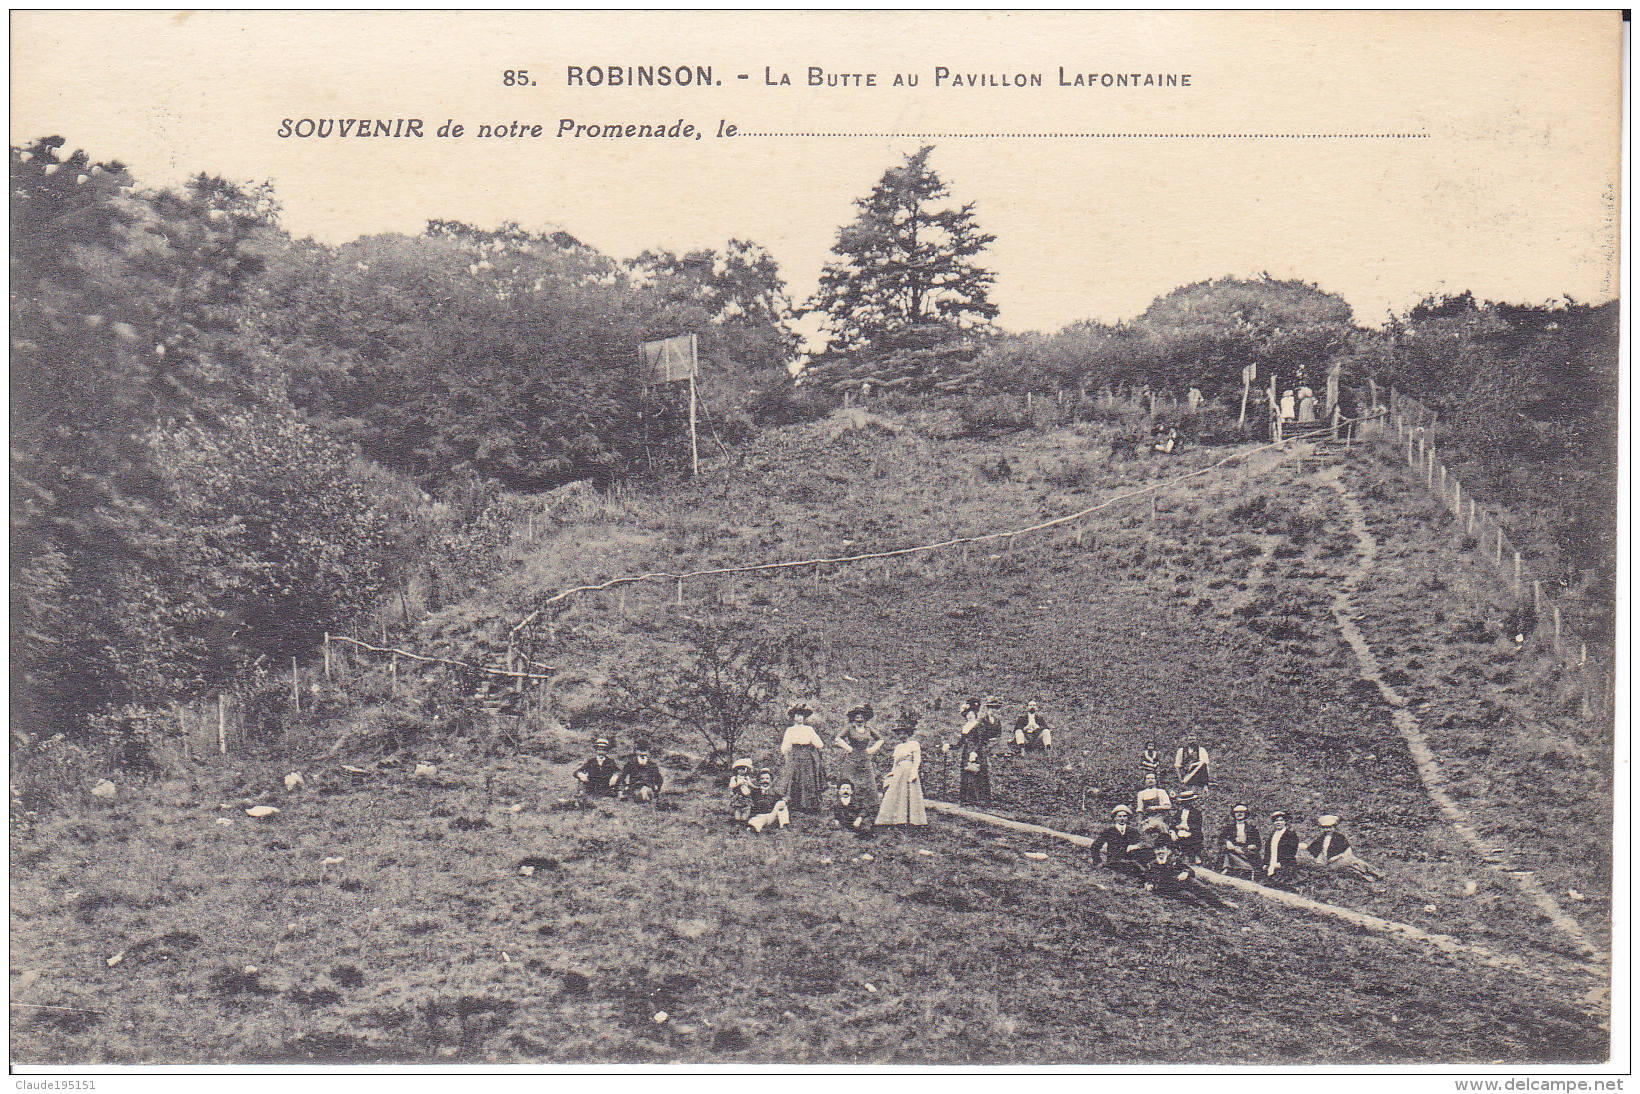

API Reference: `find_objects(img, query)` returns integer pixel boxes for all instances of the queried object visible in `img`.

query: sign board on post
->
[641,333,701,475]
[642,334,697,383]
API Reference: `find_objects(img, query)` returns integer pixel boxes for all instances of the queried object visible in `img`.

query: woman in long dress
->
[776,702,827,813]
[875,713,927,827]
[834,704,885,809]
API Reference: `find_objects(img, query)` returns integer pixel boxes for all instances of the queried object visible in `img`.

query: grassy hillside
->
[10,413,1610,1064]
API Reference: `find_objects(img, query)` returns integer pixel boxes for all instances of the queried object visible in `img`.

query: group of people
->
[1092,731,1382,907]
[572,736,666,801]
[948,695,1053,807]
[570,706,1383,905]
[731,702,930,835]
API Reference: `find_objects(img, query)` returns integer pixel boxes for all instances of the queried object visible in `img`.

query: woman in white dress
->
[875,712,927,827]
[776,702,827,813]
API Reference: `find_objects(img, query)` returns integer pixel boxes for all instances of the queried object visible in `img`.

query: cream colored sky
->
[11,10,1623,335]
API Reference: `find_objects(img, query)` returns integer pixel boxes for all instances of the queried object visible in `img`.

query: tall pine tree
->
[806,146,997,368]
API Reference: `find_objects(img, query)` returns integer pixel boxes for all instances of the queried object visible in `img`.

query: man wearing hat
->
[1142,835,1232,910]
[615,738,664,803]
[1217,804,1260,879]
[1304,815,1382,881]
[1171,788,1206,865]
[1091,804,1151,880]
[1261,810,1302,888]
[574,737,621,798]
[1012,700,1053,754]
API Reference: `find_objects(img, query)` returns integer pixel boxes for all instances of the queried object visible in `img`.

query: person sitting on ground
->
[1175,733,1211,792]
[747,769,789,832]
[1091,804,1152,881]
[1152,427,1180,455]
[1013,699,1053,753]
[831,779,874,838]
[1261,809,1302,888]
[1172,788,1207,865]
[1218,803,1261,879]
[728,757,756,825]
[1303,814,1382,881]
[1143,837,1232,910]
[615,739,664,803]
[574,737,621,798]
[1139,742,1162,780]
[1135,772,1174,836]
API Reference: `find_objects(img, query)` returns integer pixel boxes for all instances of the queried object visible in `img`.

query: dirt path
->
[1313,463,1605,964]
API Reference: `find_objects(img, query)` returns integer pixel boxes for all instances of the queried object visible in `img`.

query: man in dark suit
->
[1172,788,1207,864]
[1012,700,1052,753]
[615,739,665,803]
[1304,814,1382,881]
[1091,805,1151,880]
[574,737,620,798]
[1218,803,1260,879]
[1261,809,1302,888]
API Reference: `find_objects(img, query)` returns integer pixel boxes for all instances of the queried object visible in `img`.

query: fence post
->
[1532,579,1542,621]
[1512,552,1522,596]
[676,577,684,606]
[217,692,227,755]
[324,632,332,682]
[390,654,398,698]
[1426,448,1434,489]
[1553,604,1563,656]
[1467,497,1476,536]
[292,657,300,714]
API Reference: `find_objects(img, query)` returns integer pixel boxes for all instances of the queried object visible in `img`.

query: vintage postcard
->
[9,10,1625,1082]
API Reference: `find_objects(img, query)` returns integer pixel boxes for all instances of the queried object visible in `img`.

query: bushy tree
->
[11,137,285,729]
[805,145,997,366]
[1134,276,1358,396]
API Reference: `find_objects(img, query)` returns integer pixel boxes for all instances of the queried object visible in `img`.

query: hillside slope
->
[10,413,1611,1064]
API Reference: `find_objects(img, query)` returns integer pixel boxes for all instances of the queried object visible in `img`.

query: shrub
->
[1043,458,1098,489]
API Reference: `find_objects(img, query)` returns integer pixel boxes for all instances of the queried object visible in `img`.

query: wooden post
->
[390,654,398,698]
[1551,604,1562,655]
[676,577,684,605]
[1425,447,1434,489]
[324,632,332,681]
[217,693,227,756]
[1331,404,1341,442]
[292,657,300,713]
[1467,497,1477,536]
[1451,478,1460,517]
[688,333,700,478]
[1512,552,1522,595]
[1494,527,1503,567]
[618,585,627,615]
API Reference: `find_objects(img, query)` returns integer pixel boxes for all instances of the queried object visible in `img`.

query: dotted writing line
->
[738,132,1430,139]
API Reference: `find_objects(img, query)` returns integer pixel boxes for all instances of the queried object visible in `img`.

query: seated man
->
[747,769,789,832]
[1218,803,1261,879]
[574,737,621,798]
[1013,700,1053,753]
[1171,788,1206,865]
[1135,772,1174,836]
[615,739,664,803]
[1143,838,1231,910]
[1261,809,1301,888]
[1091,805,1152,880]
[831,780,874,838]
[1304,814,1382,881]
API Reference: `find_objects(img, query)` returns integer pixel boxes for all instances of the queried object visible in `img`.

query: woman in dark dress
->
[833,704,885,809]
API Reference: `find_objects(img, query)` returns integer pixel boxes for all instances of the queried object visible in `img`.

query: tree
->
[805,145,997,362]
[1134,276,1358,396]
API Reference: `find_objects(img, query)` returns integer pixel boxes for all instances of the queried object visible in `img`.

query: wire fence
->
[1384,387,1609,720]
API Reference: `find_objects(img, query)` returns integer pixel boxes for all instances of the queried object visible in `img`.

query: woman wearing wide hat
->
[776,702,827,813]
[833,703,886,808]
[875,711,927,827]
